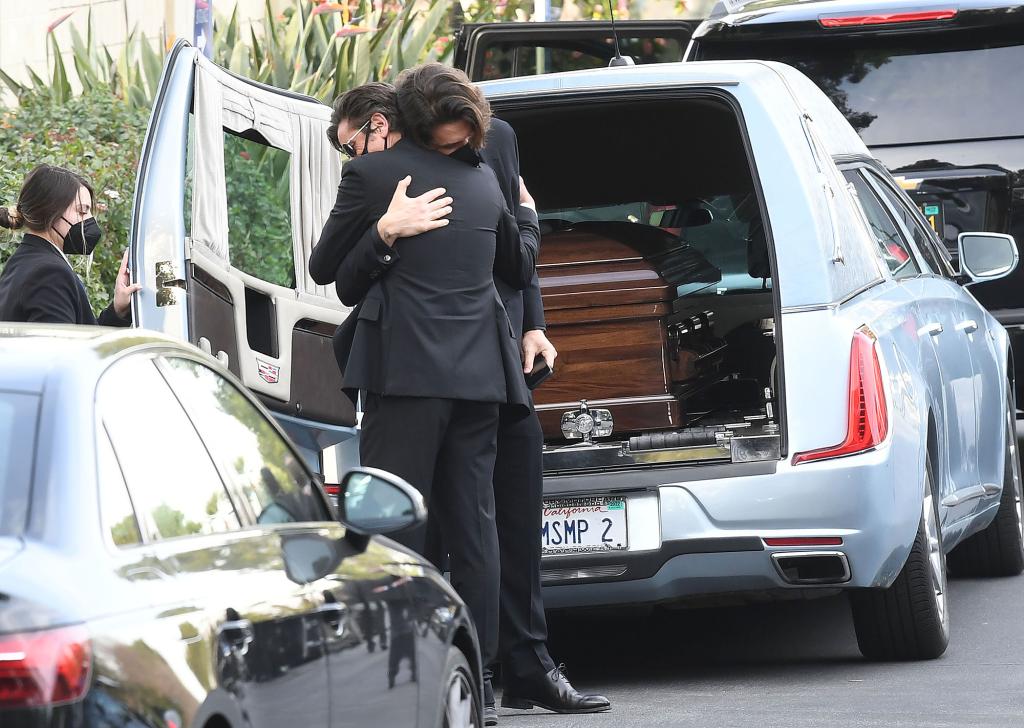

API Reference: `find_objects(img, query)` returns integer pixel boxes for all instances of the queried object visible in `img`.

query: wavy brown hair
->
[395,63,491,151]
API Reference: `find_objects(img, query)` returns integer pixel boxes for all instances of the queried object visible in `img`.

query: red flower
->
[239,151,251,160]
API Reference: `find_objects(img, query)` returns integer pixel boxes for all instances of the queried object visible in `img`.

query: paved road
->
[494,573,1024,727]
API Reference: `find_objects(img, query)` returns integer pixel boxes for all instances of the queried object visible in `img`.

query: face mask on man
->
[449,143,482,167]
[56,217,103,255]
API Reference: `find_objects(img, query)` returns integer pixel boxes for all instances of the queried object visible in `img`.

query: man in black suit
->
[316,70,610,722]
[309,65,537,698]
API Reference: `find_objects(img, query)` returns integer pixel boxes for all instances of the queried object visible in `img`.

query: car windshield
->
[0,391,40,536]
[540,193,771,295]
[697,26,1024,146]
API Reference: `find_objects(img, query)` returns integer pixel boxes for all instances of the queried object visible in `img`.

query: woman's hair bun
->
[0,205,24,230]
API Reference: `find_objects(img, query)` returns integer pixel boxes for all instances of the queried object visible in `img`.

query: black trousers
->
[425,403,556,688]
[360,394,501,667]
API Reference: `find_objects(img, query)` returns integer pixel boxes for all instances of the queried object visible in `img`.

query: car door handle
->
[217,618,254,657]
[918,322,944,337]
[317,602,349,638]
[956,320,979,334]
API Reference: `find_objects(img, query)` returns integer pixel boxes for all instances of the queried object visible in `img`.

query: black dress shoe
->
[501,664,611,714]
[483,677,498,726]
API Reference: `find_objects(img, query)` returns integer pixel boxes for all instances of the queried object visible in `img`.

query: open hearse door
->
[454,19,699,82]
[129,40,355,470]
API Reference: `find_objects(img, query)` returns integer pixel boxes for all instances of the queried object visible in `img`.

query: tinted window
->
[541,192,769,295]
[844,171,920,279]
[480,35,684,81]
[98,356,240,540]
[159,357,329,525]
[0,392,38,536]
[866,172,951,276]
[697,27,1024,145]
[97,426,141,547]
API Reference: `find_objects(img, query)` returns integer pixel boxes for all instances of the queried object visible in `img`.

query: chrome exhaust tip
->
[771,551,851,585]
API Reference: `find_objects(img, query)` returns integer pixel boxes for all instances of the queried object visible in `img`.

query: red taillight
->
[0,625,91,708]
[793,327,888,465]
[764,537,844,547]
[819,9,957,27]
[323,485,341,497]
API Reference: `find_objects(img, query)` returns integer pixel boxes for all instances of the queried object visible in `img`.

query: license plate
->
[541,496,628,556]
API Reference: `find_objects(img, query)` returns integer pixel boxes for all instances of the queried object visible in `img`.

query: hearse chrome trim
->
[536,394,677,411]
[770,551,851,585]
[543,441,730,472]
[541,565,628,583]
[542,430,782,472]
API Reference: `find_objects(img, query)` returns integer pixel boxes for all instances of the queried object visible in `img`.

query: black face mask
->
[449,143,482,167]
[56,217,103,256]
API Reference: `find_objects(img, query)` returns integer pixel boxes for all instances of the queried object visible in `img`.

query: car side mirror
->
[337,467,425,536]
[957,232,1018,283]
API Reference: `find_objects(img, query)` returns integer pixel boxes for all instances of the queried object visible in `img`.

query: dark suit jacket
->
[0,234,130,327]
[309,139,539,408]
[325,120,545,401]
[480,119,545,340]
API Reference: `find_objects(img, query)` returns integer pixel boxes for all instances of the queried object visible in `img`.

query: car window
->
[865,171,952,277]
[539,192,768,296]
[224,130,295,290]
[98,356,241,540]
[479,34,684,81]
[158,357,330,525]
[695,26,1024,146]
[96,425,141,547]
[0,391,39,536]
[843,171,920,279]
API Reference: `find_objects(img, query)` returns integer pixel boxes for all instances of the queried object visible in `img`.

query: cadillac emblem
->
[560,400,613,443]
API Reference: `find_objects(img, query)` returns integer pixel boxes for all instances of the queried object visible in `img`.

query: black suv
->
[685,0,1024,410]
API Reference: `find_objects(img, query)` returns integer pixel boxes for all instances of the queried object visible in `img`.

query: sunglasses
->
[340,119,373,158]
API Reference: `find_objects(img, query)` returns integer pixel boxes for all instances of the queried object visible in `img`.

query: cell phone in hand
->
[525,354,553,390]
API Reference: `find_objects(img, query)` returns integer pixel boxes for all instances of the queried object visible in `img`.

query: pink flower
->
[312,2,346,15]
[335,26,372,37]
[47,11,73,33]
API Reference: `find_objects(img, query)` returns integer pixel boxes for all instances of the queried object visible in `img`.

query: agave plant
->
[213,0,456,103]
[1,0,462,112]
[0,9,165,110]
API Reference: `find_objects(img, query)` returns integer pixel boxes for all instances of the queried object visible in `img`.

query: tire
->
[947,394,1024,578]
[850,460,950,660]
[438,646,480,728]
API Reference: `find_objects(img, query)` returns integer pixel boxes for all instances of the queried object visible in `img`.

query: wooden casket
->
[534,221,722,441]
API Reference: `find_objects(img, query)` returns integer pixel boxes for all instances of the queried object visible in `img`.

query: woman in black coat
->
[0,164,139,325]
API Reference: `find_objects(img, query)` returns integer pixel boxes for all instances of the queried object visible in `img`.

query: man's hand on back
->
[376,176,453,246]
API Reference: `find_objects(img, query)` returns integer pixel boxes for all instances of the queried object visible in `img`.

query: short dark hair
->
[326,82,401,152]
[395,63,491,151]
[0,164,93,233]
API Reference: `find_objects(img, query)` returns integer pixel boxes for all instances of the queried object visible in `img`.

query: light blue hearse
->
[130,45,1021,660]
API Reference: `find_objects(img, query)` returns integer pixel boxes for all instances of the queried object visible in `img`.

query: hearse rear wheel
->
[850,458,949,660]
